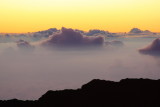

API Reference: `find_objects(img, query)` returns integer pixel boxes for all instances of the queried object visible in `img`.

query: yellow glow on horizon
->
[0,0,160,33]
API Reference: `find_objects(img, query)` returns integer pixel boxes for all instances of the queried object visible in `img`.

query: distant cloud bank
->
[129,28,156,35]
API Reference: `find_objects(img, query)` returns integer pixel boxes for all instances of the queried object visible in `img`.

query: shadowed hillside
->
[0,78,160,107]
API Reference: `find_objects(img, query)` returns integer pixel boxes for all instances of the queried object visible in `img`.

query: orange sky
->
[0,0,160,33]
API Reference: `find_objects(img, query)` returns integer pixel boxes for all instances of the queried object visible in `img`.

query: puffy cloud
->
[129,28,143,34]
[129,28,155,35]
[42,27,104,47]
[33,28,59,38]
[139,38,160,55]
[16,39,35,51]
[86,29,108,36]
[85,29,119,38]
[143,30,152,34]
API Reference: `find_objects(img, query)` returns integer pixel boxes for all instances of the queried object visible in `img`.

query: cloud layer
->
[1,34,160,100]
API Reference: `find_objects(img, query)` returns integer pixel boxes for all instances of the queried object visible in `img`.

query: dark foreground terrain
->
[0,78,160,107]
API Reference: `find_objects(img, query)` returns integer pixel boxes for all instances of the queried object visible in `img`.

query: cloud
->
[129,28,155,35]
[139,38,160,56]
[41,27,104,47]
[86,29,108,36]
[129,28,143,34]
[105,40,124,47]
[16,39,35,51]
[33,28,59,38]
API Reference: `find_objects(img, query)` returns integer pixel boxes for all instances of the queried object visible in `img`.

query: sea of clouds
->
[0,28,160,100]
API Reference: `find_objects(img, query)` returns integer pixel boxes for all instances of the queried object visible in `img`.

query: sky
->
[0,0,160,33]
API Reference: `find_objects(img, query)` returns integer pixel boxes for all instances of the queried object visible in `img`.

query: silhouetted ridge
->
[1,78,160,107]
[81,79,116,90]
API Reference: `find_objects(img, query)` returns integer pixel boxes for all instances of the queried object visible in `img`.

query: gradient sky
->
[0,0,160,33]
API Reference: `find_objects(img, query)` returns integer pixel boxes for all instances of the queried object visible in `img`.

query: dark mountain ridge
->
[1,78,160,107]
